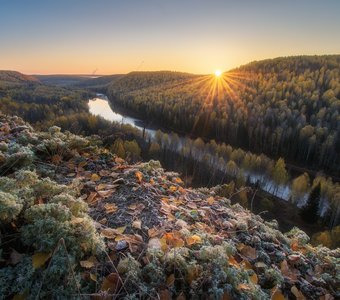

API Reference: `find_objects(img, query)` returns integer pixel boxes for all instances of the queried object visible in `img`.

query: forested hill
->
[0,70,40,85]
[0,114,338,299]
[110,71,198,93]
[108,56,340,174]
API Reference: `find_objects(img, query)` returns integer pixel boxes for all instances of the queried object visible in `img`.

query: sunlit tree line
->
[108,56,340,174]
[144,130,340,228]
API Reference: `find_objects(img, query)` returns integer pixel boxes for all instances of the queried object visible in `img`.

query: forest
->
[108,56,340,175]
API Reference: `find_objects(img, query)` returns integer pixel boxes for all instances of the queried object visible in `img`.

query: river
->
[87,94,330,214]
[88,94,156,138]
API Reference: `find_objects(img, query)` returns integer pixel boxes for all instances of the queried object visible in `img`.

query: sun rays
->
[188,70,253,135]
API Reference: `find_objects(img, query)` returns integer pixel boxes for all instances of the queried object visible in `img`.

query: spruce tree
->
[300,183,321,223]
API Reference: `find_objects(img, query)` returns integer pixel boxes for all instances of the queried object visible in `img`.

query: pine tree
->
[300,183,321,223]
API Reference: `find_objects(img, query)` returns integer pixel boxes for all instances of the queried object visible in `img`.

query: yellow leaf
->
[135,171,143,183]
[186,235,202,246]
[116,226,127,234]
[174,177,183,184]
[90,273,97,282]
[250,273,258,284]
[132,220,142,229]
[32,252,51,269]
[169,185,177,192]
[207,196,215,205]
[271,288,285,300]
[91,173,101,182]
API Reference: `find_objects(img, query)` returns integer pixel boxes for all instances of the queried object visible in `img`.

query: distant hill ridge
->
[0,70,40,84]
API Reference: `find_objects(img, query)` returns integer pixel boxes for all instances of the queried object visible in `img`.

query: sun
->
[215,69,222,77]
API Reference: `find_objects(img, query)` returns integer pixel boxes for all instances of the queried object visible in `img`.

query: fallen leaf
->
[104,203,118,214]
[271,288,285,300]
[32,252,51,269]
[98,190,114,198]
[91,173,101,182]
[280,260,299,282]
[80,256,98,269]
[240,245,257,259]
[291,286,306,300]
[186,235,202,246]
[207,196,215,205]
[250,273,258,284]
[102,226,126,238]
[148,238,162,250]
[241,259,253,270]
[148,227,161,238]
[159,289,171,300]
[237,283,251,291]
[87,192,98,204]
[228,256,240,269]
[173,177,183,184]
[135,171,143,183]
[90,273,97,282]
[166,274,175,286]
[101,272,121,293]
[132,220,142,229]
[169,185,177,192]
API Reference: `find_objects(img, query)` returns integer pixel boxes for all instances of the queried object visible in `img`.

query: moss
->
[0,191,23,223]
[50,193,88,217]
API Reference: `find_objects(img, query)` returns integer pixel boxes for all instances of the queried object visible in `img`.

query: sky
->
[0,0,340,75]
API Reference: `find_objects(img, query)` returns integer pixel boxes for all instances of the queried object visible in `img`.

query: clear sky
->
[0,0,339,75]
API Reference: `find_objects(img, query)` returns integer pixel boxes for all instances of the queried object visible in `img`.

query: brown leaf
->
[240,245,257,259]
[271,288,285,300]
[132,220,142,229]
[101,272,121,293]
[280,260,299,282]
[291,286,306,300]
[250,273,258,284]
[166,274,175,286]
[159,289,171,300]
[80,256,98,269]
[97,190,114,198]
[104,203,118,214]
[228,256,240,269]
[32,252,51,269]
[86,192,98,204]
